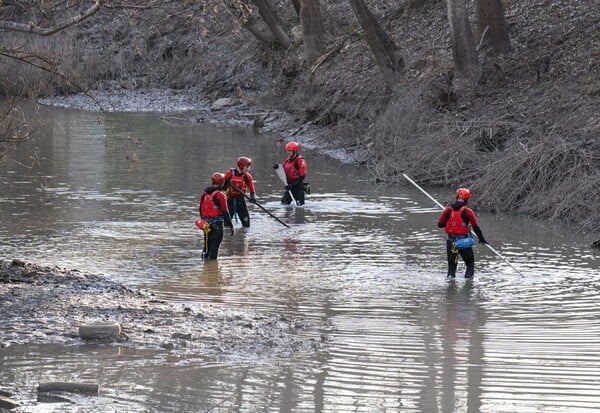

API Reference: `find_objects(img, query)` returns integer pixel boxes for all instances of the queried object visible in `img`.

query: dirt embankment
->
[2,0,599,236]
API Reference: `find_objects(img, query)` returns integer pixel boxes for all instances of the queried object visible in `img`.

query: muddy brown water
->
[1,105,599,412]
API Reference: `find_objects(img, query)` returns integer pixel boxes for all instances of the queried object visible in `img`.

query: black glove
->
[273,164,279,169]
[285,184,292,190]
[249,194,257,204]
[223,179,231,189]
[479,238,487,244]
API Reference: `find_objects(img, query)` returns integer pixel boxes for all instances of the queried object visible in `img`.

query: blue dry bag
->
[453,237,474,250]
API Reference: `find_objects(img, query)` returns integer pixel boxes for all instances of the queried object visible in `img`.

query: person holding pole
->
[224,157,256,228]
[437,188,487,278]
[273,141,308,206]
[199,173,234,260]
[403,173,524,277]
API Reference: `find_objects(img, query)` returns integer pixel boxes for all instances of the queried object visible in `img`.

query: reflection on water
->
[1,105,600,412]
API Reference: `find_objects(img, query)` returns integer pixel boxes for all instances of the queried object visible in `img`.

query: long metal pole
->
[403,173,525,277]
[228,184,290,228]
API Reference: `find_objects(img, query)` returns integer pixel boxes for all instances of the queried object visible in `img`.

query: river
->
[1,104,599,412]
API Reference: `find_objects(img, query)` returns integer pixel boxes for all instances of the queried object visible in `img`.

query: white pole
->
[275,164,298,207]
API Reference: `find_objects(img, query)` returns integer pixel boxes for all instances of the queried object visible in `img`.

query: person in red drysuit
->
[199,173,234,259]
[273,141,307,206]
[437,187,487,278]
[224,156,256,228]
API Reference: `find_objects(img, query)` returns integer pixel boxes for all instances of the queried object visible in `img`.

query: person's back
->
[199,173,234,260]
[437,188,486,278]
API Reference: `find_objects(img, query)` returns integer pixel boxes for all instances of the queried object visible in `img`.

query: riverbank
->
[37,85,361,164]
[0,258,310,352]
[3,0,598,236]
[0,258,314,410]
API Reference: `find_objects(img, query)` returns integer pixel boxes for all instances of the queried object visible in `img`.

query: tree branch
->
[0,1,104,36]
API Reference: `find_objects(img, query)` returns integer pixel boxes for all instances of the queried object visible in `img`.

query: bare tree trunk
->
[299,0,325,65]
[243,20,278,45]
[223,0,277,46]
[475,0,511,54]
[291,0,301,16]
[251,0,291,49]
[348,0,404,85]
[447,0,482,84]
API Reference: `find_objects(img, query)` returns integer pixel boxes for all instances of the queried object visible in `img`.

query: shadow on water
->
[1,105,600,412]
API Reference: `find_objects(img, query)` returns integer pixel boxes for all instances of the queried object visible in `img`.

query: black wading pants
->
[204,222,224,260]
[281,183,305,206]
[446,238,475,278]
[227,197,250,227]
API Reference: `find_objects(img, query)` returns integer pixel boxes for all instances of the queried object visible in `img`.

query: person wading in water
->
[437,188,487,278]
[273,141,308,206]
[224,156,256,228]
[199,173,234,260]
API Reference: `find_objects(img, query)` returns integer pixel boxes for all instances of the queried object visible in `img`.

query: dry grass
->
[474,134,600,231]
[367,84,600,233]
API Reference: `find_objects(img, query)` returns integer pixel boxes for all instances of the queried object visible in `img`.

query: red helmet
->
[285,141,299,152]
[455,187,471,200]
[211,172,225,186]
[237,157,252,169]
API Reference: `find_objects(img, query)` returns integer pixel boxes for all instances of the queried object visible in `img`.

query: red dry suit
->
[282,155,306,183]
[437,201,486,279]
[224,168,255,199]
[438,204,479,236]
[199,187,230,220]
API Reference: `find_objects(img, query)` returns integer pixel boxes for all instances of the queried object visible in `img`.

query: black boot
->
[465,267,474,278]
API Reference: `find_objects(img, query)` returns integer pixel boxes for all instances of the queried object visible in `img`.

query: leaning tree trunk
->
[223,0,277,46]
[291,0,301,15]
[252,0,291,49]
[348,0,404,85]
[447,0,482,84]
[299,0,325,65]
[475,0,511,54]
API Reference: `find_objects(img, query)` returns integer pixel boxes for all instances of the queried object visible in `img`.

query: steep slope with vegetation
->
[0,0,598,234]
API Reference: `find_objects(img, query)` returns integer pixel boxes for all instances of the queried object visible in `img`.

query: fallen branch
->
[0,1,104,36]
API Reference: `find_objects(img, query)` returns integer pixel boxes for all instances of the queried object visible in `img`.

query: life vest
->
[282,156,306,182]
[224,169,253,198]
[200,191,224,219]
[445,206,470,236]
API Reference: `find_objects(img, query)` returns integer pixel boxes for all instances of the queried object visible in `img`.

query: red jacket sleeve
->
[465,208,479,227]
[297,157,307,177]
[216,192,229,213]
[245,172,256,194]
[437,207,452,227]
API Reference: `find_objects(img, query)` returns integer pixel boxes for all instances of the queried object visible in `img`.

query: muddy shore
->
[0,258,311,353]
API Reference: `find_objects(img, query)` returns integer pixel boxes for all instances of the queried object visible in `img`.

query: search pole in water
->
[274,164,298,207]
[402,173,525,277]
